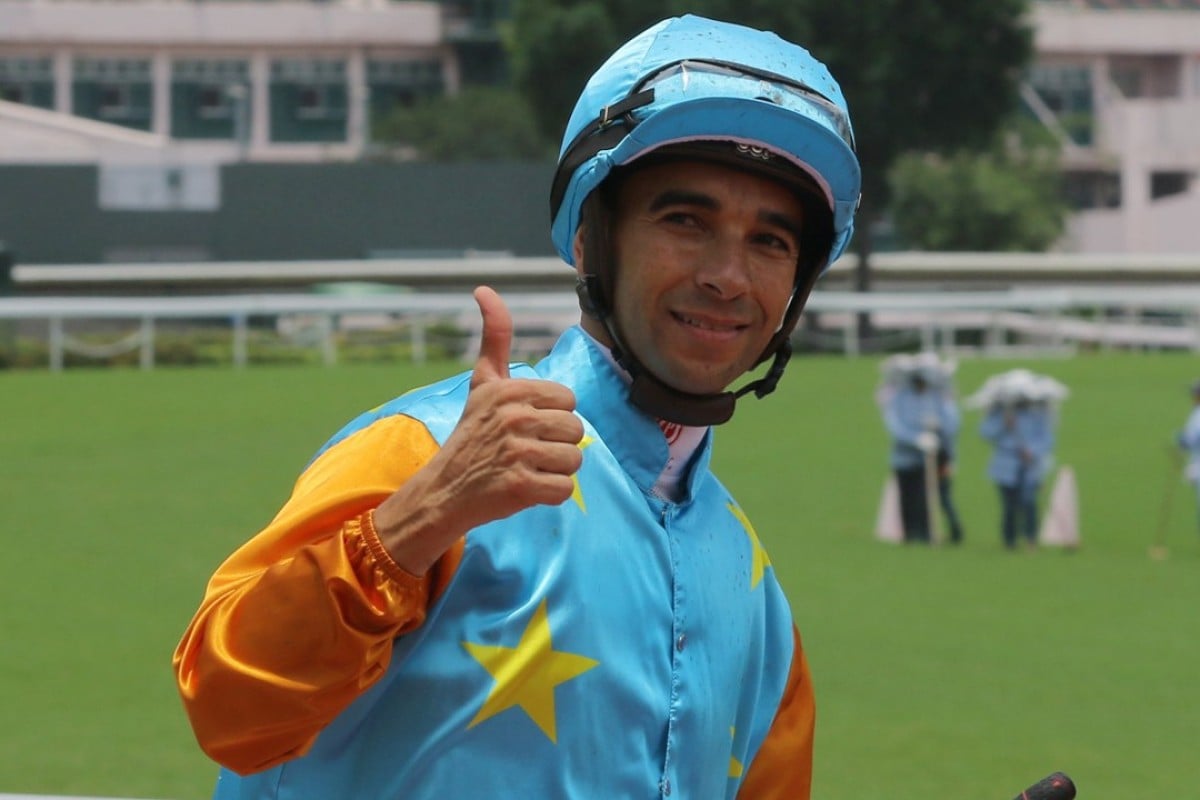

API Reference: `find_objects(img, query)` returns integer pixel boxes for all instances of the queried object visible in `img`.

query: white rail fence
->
[2,286,1199,370]
[12,251,1200,290]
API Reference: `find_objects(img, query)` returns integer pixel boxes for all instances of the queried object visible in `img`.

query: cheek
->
[754,267,798,320]
[615,275,656,339]
[613,240,673,309]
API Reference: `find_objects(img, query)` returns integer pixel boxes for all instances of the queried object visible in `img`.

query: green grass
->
[2,352,1197,799]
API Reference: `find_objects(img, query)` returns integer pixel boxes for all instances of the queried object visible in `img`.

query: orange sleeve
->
[736,626,815,800]
[172,414,465,776]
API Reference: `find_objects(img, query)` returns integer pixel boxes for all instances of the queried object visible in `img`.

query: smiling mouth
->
[673,312,746,333]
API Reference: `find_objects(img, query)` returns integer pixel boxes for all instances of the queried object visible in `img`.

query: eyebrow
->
[648,189,803,243]
[760,210,803,244]
[648,189,718,213]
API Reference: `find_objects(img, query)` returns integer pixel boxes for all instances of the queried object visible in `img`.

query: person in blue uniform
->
[980,396,1057,549]
[173,15,861,799]
[1178,378,1200,533]
[881,359,965,544]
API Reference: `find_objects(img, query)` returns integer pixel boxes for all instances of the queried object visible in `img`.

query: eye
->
[661,211,702,229]
[752,231,798,256]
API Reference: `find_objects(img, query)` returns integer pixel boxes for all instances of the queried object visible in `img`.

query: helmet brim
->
[552,96,860,266]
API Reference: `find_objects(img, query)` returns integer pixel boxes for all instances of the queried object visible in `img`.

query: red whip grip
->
[1016,771,1076,800]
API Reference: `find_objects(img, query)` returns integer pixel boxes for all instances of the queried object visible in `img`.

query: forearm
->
[172,414,454,774]
[173,511,434,773]
[373,447,484,576]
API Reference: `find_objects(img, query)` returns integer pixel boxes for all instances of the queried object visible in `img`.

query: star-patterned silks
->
[570,435,595,512]
[463,599,600,743]
[727,502,771,589]
[729,727,745,778]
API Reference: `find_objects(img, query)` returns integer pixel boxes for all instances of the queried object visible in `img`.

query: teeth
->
[681,314,734,331]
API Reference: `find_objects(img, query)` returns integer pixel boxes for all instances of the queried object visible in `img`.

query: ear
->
[572,224,587,275]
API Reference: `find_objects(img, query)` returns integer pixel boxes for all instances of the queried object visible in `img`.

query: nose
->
[694,234,751,298]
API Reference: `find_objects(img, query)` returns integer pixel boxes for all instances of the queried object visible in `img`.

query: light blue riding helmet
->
[549,14,861,273]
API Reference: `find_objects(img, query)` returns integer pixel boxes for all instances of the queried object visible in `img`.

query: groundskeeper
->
[1179,379,1200,533]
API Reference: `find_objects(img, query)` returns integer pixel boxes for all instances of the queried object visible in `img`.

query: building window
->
[98,84,134,118]
[268,59,348,142]
[367,58,445,123]
[1030,64,1092,113]
[73,58,153,130]
[197,85,232,120]
[1029,63,1094,146]
[0,56,53,81]
[296,84,340,120]
[1063,171,1120,211]
[1151,171,1190,201]
[171,59,250,140]
[74,58,152,82]
[1110,56,1179,100]
[0,56,55,109]
[1110,66,1145,99]
[442,0,512,30]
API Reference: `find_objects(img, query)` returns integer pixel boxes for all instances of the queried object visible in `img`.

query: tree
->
[509,0,739,146]
[372,87,551,162]
[889,119,1069,251]
[772,0,1034,304]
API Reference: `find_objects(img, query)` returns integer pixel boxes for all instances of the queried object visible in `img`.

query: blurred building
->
[0,0,506,164]
[1030,0,1200,252]
[0,0,1197,257]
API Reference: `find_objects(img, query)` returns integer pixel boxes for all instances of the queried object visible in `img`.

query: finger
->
[526,409,584,445]
[471,285,513,386]
[512,472,578,507]
[530,441,585,476]
[484,378,577,413]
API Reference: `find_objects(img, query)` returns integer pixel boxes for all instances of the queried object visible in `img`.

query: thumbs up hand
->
[470,283,516,385]
[374,287,584,575]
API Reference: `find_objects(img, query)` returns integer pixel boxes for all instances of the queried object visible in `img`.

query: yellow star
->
[729,726,744,778]
[727,502,771,589]
[463,599,599,743]
[570,435,596,512]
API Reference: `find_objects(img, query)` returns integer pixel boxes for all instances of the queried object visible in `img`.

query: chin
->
[661,368,735,397]
[643,348,745,395]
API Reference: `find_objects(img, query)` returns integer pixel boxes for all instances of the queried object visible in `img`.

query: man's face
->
[579,159,805,396]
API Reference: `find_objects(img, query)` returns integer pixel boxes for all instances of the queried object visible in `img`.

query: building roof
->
[1039,0,1200,9]
[0,0,443,47]
[0,99,171,164]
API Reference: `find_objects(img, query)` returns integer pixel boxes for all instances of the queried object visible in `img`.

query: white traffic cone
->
[875,474,904,543]
[1038,465,1080,549]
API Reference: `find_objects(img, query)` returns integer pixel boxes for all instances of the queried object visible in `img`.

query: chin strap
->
[627,343,792,426]
[576,275,793,426]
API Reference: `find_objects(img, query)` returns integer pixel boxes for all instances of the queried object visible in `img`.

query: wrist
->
[373,470,466,576]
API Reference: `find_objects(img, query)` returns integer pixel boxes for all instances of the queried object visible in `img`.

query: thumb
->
[471,285,513,385]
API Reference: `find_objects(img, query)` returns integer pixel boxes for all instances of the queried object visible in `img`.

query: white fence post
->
[232,313,247,368]
[140,317,154,369]
[49,317,63,371]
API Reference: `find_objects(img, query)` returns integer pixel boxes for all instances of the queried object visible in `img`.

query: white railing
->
[0,291,577,370]
[12,251,1200,290]
[3,285,1200,370]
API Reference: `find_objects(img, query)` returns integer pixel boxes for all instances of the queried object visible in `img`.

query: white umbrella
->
[879,351,957,390]
[965,368,1069,410]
